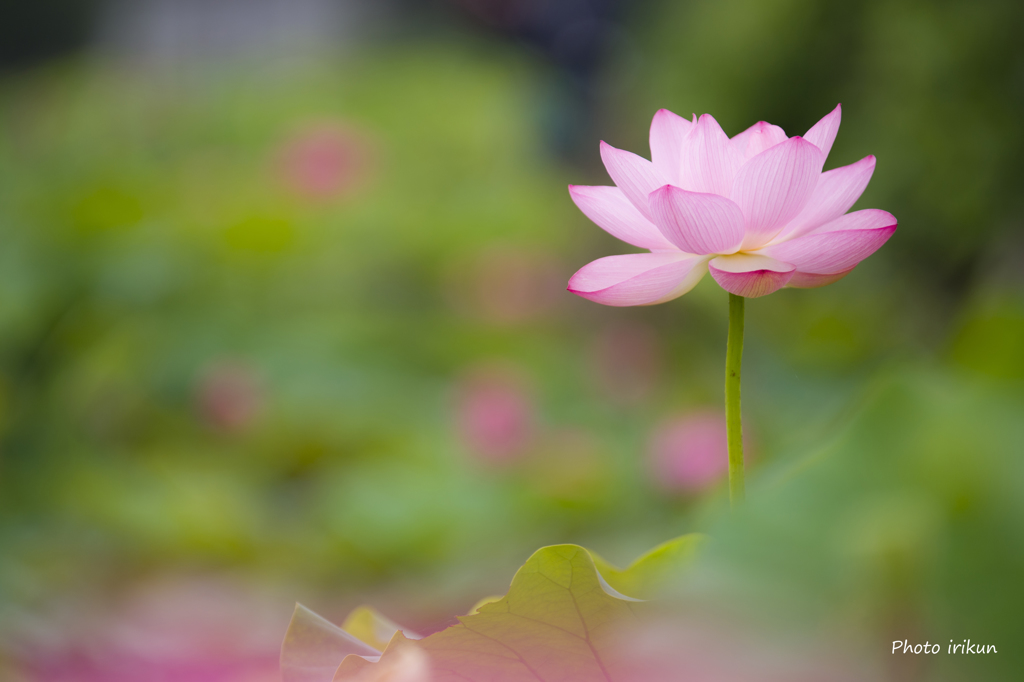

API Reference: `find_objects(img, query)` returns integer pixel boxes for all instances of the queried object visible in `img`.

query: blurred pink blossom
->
[454,365,536,463]
[588,321,663,405]
[568,105,897,303]
[648,410,730,493]
[196,361,264,433]
[278,122,373,201]
[14,576,287,682]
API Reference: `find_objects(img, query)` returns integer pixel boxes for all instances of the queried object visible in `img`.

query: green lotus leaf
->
[281,534,702,682]
[589,534,704,601]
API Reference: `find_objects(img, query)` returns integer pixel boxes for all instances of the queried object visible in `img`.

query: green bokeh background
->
[1,1,1022,680]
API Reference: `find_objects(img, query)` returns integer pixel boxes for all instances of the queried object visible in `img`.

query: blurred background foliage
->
[0,0,1022,680]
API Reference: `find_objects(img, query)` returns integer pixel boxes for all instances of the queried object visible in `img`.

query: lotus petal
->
[777,155,876,240]
[761,209,896,274]
[732,137,824,249]
[708,253,795,298]
[568,252,709,306]
[679,114,743,197]
[600,141,668,221]
[804,104,841,160]
[648,185,744,255]
[787,269,855,288]
[569,185,677,251]
[731,121,788,160]
[649,108,693,184]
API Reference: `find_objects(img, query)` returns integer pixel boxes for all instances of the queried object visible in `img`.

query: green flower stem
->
[726,293,745,508]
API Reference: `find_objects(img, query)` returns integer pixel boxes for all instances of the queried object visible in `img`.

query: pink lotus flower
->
[648,411,730,493]
[567,105,896,303]
[279,122,373,201]
[196,360,264,433]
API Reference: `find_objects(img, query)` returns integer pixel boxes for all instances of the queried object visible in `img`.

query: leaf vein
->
[567,561,614,682]
[457,621,550,682]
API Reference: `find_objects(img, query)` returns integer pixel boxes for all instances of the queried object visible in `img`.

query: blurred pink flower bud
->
[454,365,536,463]
[648,410,729,493]
[196,361,264,433]
[588,322,662,405]
[278,122,373,201]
